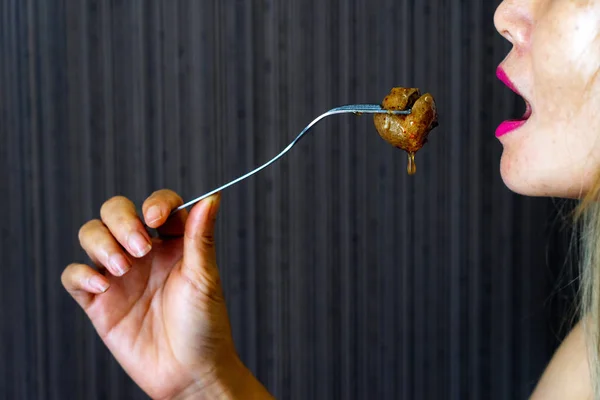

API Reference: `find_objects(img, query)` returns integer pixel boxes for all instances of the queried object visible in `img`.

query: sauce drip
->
[407,152,416,175]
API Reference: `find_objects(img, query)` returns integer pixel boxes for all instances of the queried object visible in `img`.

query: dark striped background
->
[0,0,578,399]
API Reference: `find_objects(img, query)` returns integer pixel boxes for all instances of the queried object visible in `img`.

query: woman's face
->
[494,0,600,198]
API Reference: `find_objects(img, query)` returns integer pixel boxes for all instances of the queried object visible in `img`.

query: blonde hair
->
[575,178,600,398]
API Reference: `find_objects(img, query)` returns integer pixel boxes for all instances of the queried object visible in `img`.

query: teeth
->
[523,100,532,119]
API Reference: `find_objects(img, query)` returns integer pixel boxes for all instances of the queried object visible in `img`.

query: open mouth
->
[496,66,532,137]
[508,98,532,123]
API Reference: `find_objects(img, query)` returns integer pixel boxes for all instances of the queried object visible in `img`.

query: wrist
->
[172,354,273,400]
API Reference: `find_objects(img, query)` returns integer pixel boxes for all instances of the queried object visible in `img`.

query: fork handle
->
[170,105,411,215]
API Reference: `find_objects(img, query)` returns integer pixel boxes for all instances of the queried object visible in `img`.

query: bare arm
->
[530,322,592,400]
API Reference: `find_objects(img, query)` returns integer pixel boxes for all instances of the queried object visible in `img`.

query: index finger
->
[142,189,189,232]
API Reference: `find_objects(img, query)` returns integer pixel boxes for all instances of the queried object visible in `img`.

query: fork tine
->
[333,104,411,114]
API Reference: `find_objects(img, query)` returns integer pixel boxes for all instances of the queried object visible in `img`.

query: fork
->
[172,104,411,214]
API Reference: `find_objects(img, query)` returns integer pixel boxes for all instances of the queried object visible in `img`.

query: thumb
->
[182,193,221,280]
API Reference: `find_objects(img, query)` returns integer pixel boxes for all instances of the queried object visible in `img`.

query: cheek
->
[531,7,600,110]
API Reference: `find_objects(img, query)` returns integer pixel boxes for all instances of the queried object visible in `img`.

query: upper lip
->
[496,65,532,120]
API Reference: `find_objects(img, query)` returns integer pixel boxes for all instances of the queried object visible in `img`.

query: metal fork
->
[172,104,411,214]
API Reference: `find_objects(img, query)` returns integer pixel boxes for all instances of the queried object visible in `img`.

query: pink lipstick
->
[496,66,531,137]
[496,120,527,137]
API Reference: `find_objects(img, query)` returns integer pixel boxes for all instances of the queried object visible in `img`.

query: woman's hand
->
[62,190,272,399]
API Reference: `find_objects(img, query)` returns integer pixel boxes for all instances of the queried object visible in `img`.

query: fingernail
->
[146,205,162,225]
[128,231,152,257]
[109,253,131,276]
[209,193,221,216]
[89,276,109,293]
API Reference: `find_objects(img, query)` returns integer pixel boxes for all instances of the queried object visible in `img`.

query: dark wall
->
[0,0,578,399]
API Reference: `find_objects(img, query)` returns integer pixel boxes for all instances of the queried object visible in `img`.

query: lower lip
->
[495,120,527,137]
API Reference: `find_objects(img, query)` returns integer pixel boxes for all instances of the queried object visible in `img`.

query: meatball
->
[373,87,439,174]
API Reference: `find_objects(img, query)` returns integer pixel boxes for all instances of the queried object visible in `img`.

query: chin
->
[499,150,594,199]
[499,153,545,196]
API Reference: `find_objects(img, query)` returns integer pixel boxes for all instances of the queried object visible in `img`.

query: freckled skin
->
[494,0,600,198]
[373,88,439,153]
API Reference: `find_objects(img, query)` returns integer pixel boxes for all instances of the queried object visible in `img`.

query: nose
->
[494,0,532,50]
